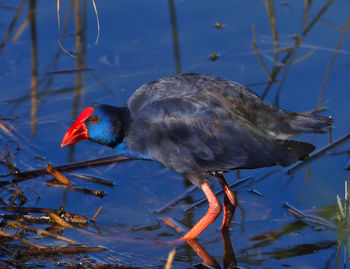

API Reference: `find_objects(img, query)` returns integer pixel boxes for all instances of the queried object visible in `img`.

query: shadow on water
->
[0,0,350,268]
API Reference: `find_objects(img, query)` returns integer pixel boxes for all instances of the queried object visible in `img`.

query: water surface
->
[0,0,350,268]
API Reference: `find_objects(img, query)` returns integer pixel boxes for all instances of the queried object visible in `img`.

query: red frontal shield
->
[61,107,94,147]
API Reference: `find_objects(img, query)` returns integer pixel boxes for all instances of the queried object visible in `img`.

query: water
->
[0,0,350,267]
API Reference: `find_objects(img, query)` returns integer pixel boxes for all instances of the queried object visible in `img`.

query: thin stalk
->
[29,0,38,136]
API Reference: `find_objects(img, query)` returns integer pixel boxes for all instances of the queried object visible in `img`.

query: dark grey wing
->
[125,96,298,184]
[127,73,331,140]
[126,73,267,114]
[126,73,206,114]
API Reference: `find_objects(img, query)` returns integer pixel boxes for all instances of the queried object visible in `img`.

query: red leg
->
[217,174,237,230]
[179,183,222,241]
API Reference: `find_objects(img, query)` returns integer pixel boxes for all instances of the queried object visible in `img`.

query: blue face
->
[85,106,120,147]
[83,104,153,160]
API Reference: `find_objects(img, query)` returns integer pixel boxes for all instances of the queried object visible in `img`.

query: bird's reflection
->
[184,229,237,269]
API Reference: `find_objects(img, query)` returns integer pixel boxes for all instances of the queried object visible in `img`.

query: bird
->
[61,73,332,242]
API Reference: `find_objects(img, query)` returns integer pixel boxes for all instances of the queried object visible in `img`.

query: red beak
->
[61,107,94,147]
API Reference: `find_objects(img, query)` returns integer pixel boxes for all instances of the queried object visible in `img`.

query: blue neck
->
[114,141,153,160]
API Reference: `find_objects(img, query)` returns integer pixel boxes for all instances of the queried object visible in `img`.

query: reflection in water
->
[0,0,349,267]
[177,189,344,267]
[241,240,337,265]
[262,0,278,63]
[180,194,196,264]
[0,0,26,55]
[316,17,350,108]
[29,0,38,136]
[239,203,347,267]
[186,238,221,269]
[165,217,236,268]
[68,0,88,162]
[182,230,237,268]
[258,0,337,108]
[162,209,237,268]
[72,0,87,119]
[249,220,308,250]
[168,0,182,74]
[302,0,311,29]
[222,229,237,268]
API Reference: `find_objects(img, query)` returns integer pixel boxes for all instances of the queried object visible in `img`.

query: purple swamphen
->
[61,73,332,241]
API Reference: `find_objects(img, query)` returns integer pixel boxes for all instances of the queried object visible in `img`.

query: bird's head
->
[61,104,129,148]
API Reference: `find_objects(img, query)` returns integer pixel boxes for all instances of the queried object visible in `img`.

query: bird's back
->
[124,73,331,184]
[127,73,268,117]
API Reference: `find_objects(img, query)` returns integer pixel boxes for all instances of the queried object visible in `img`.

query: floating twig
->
[330,149,350,156]
[46,179,105,198]
[47,212,74,229]
[0,206,57,214]
[161,217,187,235]
[7,221,83,245]
[155,185,197,214]
[13,246,105,259]
[47,164,73,186]
[58,209,88,225]
[186,176,253,212]
[67,172,114,186]
[91,206,103,222]
[45,68,93,75]
[0,229,46,249]
[10,155,130,183]
[0,213,51,223]
[2,142,20,174]
[282,202,335,229]
[0,207,86,226]
[165,248,176,269]
[0,206,87,224]
[9,182,28,206]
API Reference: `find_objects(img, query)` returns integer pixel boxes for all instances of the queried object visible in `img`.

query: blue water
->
[0,0,350,268]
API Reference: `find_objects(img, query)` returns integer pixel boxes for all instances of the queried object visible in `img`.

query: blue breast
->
[114,141,153,160]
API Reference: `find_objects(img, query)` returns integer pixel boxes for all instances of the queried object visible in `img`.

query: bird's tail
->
[278,139,315,166]
[284,112,333,134]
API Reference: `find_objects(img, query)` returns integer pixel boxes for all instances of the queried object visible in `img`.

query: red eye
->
[90,115,98,123]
